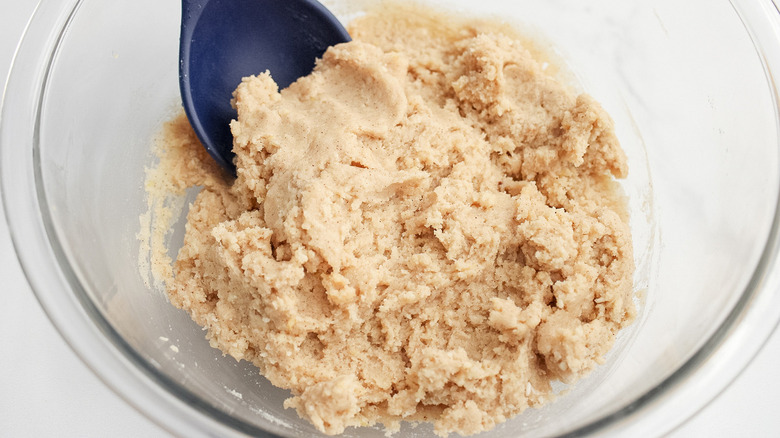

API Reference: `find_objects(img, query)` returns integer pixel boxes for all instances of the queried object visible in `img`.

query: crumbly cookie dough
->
[158,5,634,436]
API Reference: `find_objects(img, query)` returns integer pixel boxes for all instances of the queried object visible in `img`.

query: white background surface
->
[1,1,780,437]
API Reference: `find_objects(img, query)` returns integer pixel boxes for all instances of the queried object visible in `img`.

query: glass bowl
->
[3,0,780,436]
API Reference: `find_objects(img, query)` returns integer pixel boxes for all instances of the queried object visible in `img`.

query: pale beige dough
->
[158,5,635,436]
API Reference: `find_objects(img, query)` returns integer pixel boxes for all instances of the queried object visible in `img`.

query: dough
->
[159,5,635,436]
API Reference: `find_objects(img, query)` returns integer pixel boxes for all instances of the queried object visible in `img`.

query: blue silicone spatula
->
[179,0,351,173]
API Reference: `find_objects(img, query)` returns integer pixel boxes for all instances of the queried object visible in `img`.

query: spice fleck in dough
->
[163,5,635,436]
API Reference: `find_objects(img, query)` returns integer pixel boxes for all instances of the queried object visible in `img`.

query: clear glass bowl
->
[3,0,780,436]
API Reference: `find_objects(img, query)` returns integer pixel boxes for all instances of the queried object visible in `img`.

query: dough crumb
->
[150,4,635,436]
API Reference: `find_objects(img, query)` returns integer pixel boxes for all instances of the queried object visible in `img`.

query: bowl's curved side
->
[572,1,780,434]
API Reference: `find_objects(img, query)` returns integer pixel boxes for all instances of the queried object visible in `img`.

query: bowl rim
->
[3,0,780,437]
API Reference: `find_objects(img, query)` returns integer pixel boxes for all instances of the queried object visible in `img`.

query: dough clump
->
[163,6,634,436]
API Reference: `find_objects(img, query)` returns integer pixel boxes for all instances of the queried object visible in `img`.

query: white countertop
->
[1,1,779,436]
